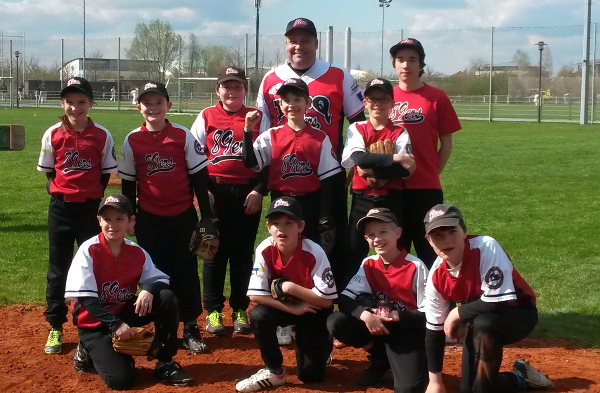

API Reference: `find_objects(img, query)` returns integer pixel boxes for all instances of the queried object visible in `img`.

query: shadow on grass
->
[533,312,600,348]
[0,224,47,233]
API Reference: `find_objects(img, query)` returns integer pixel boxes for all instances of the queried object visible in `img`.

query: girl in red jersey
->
[423,204,554,393]
[37,77,117,354]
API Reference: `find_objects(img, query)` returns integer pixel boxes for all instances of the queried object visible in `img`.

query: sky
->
[0,0,597,76]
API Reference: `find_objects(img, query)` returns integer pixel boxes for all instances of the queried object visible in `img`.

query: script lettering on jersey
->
[210,129,243,164]
[145,152,175,176]
[99,281,134,303]
[62,151,93,173]
[280,153,313,180]
[390,101,424,124]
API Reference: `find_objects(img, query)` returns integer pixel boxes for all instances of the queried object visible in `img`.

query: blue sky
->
[0,0,597,75]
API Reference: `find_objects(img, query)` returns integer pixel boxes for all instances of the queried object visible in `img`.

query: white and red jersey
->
[253,123,342,195]
[190,102,261,183]
[256,59,365,155]
[341,119,412,192]
[37,120,117,199]
[247,236,337,300]
[390,84,461,190]
[425,235,536,331]
[342,251,428,312]
[118,120,208,216]
[65,233,169,329]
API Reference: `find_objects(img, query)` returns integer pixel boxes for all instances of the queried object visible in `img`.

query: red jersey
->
[37,120,117,199]
[253,123,342,195]
[256,59,364,155]
[190,102,260,183]
[65,233,169,329]
[390,84,461,190]
[118,120,208,216]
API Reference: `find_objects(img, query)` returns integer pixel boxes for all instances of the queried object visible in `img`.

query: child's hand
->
[443,307,461,339]
[287,301,321,316]
[134,290,153,316]
[245,110,261,131]
[244,190,263,215]
[360,310,392,335]
[394,154,416,175]
[115,322,135,341]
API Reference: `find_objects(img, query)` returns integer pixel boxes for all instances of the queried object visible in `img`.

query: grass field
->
[0,107,599,347]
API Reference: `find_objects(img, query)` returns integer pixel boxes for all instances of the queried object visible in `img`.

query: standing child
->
[236,197,337,392]
[37,77,117,354]
[423,204,554,393]
[190,66,265,336]
[342,78,416,285]
[327,208,428,392]
[118,81,216,354]
[65,194,193,389]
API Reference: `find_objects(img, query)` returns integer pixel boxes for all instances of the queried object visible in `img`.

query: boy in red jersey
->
[235,197,337,392]
[65,194,192,388]
[190,66,266,336]
[37,77,117,354]
[118,81,215,354]
[327,208,428,392]
[423,204,554,393]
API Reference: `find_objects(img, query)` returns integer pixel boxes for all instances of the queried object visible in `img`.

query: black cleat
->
[155,361,193,386]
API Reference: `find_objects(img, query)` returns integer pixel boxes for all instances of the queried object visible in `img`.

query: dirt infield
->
[1,304,598,393]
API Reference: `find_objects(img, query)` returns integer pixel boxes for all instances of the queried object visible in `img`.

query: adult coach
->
[388,38,461,268]
[256,17,366,289]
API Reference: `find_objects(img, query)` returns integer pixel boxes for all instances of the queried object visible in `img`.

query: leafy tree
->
[185,32,202,77]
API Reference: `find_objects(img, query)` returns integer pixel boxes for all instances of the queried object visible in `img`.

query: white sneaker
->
[511,359,555,390]
[276,326,293,346]
[235,367,287,392]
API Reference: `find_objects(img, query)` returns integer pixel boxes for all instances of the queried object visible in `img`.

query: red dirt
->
[1,304,598,393]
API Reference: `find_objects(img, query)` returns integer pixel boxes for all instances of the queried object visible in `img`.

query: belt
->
[53,193,97,203]
[209,176,252,185]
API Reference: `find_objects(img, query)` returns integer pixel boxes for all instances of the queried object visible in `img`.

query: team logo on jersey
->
[376,291,406,312]
[311,95,332,125]
[98,281,134,303]
[322,267,335,288]
[194,139,205,155]
[485,266,504,289]
[210,129,243,164]
[280,153,313,180]
[62,151,93,173]
[145,152,176,176]
[390,101,424,124]
[330,147,338,161]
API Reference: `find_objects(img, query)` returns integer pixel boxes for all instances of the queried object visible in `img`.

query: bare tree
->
[513,49,532,70]
[467,57,487,75]
[542,46,553,77]
[86,50,105,82]
[185,33,201,77]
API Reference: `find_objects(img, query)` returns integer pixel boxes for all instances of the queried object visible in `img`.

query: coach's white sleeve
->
[342,68,365,119]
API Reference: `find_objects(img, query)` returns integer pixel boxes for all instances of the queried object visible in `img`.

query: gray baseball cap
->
[356,208,399,232]
[424,204,465,234]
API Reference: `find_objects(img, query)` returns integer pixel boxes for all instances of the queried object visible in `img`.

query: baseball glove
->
[318,217,336,255]
[366,139,396,188]
[112,327,158,359]
[270,277,301,304]
[190,216,220,260]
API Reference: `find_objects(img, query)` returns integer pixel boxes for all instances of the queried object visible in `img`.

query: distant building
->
[474,61,537,76]
[60,58,159,79]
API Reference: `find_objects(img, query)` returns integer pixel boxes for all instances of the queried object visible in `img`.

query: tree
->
[513,49,532,70]
[467,57,487,75]
[185,33,202,77]
[86,50,106,82]
[542,46,553,77]
[126,19,181,82]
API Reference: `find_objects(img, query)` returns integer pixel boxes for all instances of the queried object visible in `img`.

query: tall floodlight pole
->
[536,41,546,123]
[15,51,20,108]
[581,0,592,124]
[379,0,392,76]
[255,0,261,73]
[83,0,86,78]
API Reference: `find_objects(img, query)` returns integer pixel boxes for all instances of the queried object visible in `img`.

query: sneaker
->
[73,341,93,373]
[44,328,62,354]
[357,356,391,387]
[206,310,227,336]
[183,324,208,354]
[155,361,193,386]
[235,367,287,392]
[232,310,252,334]
[276,326,293,346]
[511,359,555,390]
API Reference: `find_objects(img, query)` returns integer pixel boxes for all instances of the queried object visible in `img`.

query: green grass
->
[1,108,599,346]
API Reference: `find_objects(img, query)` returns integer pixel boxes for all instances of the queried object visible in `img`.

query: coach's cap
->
[217,66,247,86]
[424,204,465,235]
[276,78,309,97]
[61,77,94,99]
[138,81,169,102]
[98,194,135,216]
[285,17,317,38]
[266,196,304,221]
[389,38,426,61]
[364,78,394,97]
[356,208,398,232]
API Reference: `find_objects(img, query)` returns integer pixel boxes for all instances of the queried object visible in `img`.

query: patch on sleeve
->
[485,266,504,289]
[350,274,362,284]
[194,140,205,155]
[112,146,117,160]
[322,267,335,288]
[252,267,266,276]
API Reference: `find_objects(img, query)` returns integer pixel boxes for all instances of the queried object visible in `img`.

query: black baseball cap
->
[61,77,94,99]
[276,78,309,97]
[285,18,317,38]
[364,78,394,97]
[424,204,465,235]
[138,81,169,102]
[356,208,399,232]
[98,194,134,216]
[389,38,426,62]
[266,196,304,221]
[217,66,248,86]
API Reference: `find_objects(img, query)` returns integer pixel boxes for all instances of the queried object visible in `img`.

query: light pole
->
[379,0,392,76]
[254,0,261,73]
[536,41,546,123]
[15,51,20,108]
